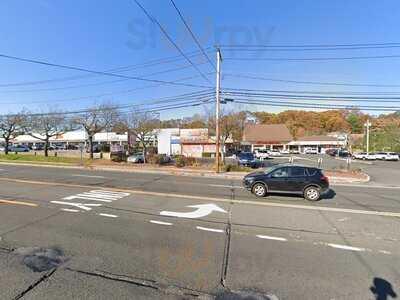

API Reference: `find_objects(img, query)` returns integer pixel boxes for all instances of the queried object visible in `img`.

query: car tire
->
[252,183,267,198]
[304,186,321,201]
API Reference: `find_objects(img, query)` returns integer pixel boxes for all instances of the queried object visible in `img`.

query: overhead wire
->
[0,53,214,89]
[223,73,400,88]
[132,0,212,84]
[168,0,216,70]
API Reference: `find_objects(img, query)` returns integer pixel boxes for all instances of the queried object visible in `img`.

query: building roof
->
[297,135,338,142]
[243,124,292,144]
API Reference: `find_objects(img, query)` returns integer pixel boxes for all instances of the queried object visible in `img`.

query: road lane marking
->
[2,177,400,218]
[160,204,227,219]
[98,213,118,218]
[61,208,79,213]
[0,199,38,207]
[378,250,391,255]
[51,190,131,213]
[332,183,400,189]
[150,220,173,226]
[72,174,106,179]
[196,226,224,233]
[63,195,113,202]
[327,243,365,252]
[256,235,287,241]
[51,201,102,211]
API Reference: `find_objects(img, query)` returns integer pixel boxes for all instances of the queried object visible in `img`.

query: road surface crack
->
[12,268,57,300]
[220,181,235,288]
[65,268,209,298]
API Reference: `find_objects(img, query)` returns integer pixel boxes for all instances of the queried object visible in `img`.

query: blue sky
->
[1,0,400,118]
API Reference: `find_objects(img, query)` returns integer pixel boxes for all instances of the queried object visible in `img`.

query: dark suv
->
[243,164,329,201]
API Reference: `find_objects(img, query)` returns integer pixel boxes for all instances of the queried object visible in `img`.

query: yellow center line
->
[0,199,38,207]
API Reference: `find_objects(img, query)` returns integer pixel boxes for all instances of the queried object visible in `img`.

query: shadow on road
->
[370,277,397,300]
[266,188,336,202]
[321,189,336,200]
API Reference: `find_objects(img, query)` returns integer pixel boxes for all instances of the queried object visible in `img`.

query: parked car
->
[237,152,259,168]
[127,153,144,163]
[353,152,376,160]
[304,148,318,154]
[337,149,351,158]
[325,148,338,156]
[375,152,399,161]
[86,144,102,153]
[280,149,290,155]
[268,150,282,157]
[352,152,367,160]
[254,149,269,160]
[10,145,30,152]
[243,164,329,201]
[0,145,5,152]
[31,144,44,151]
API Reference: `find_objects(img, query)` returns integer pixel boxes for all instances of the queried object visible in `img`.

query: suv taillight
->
[321,175,329,182]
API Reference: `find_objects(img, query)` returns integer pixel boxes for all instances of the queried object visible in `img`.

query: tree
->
[347,113,363,133]
[73,105,118,159]
[24,111,66,157]
[122,111,159,163]
[0,113,24,155]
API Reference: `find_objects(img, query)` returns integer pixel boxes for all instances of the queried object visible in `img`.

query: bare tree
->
[0,113,24,155]
[123,111,159,163]
[73,105,118,159]
[24,111,66,157]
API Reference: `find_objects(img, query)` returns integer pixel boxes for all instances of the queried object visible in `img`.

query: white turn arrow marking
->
[160,203,227,219]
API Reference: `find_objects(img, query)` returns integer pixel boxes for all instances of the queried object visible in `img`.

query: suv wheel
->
[304,186,320,201]
[252,183,267,197]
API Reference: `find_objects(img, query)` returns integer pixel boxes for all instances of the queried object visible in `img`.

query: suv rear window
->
[290,167,306,177]
[306,168,318,176]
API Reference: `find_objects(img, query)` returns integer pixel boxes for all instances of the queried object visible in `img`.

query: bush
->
[223,164,253,172]
[174,155,197,168]
[110,152,126,162]
[174,155,186,168]
[147,154,171,165]
[202,152,213,158]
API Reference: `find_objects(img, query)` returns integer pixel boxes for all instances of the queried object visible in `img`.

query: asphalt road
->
[0,163,399,299]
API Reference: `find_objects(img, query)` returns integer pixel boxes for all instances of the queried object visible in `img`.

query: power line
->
[0,49,210,88]
[222,91,400,101]
[0,76,214,105]
[224,55,400,62]
[233,99,400,112]
[0,61,210,94]
[218,45,400,52]
[3,91,215,118]
[0,53,213,89]
[133,0,212,84]
[168,0,216,70]
[218,42,400,48]
[224,73,400,88]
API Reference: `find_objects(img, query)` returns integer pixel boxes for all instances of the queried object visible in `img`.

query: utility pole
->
[215,48,222,173]
[364,120,371,154]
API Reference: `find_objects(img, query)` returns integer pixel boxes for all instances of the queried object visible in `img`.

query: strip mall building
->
[242,124,346,154]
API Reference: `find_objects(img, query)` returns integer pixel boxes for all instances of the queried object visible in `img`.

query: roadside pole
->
[215,48,222,173]
[364,120,371,154]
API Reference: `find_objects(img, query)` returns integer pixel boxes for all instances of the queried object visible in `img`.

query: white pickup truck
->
[374,152,399,161]
[352,152,377,160]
